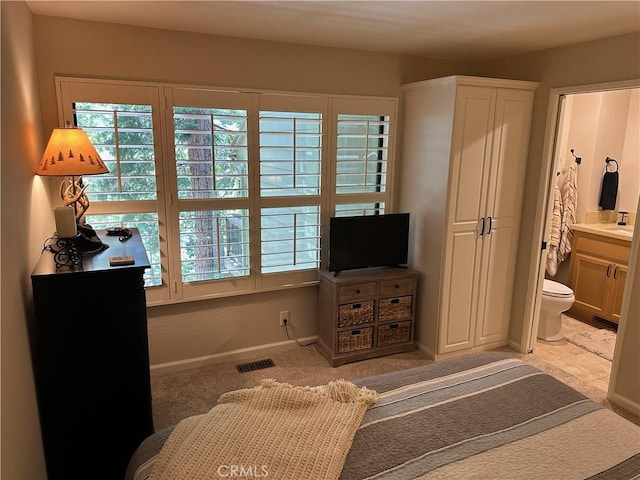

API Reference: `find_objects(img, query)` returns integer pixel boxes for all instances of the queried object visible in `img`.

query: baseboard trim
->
[415,342,435,360]
[607,391,640,417]
[416,341,513,361]
[508,338,525,353]
[150,336,319,377]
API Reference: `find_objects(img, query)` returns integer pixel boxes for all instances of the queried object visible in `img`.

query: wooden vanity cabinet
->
[568,230,630,324]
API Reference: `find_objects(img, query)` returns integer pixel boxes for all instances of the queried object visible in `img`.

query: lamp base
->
[45,237,83,269]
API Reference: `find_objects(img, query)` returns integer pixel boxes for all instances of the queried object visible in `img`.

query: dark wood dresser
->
[30,228,153,479]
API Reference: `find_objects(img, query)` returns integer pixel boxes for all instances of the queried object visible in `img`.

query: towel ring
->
[605,157,619,172]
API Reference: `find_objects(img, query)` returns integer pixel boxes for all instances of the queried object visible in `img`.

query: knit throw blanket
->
[148,379,378,480]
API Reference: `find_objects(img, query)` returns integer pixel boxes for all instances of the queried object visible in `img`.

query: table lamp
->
[36,124,110,260]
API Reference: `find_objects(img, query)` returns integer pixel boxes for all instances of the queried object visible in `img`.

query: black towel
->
[598,171,619,210]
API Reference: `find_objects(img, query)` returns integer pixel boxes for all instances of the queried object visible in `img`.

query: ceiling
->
[26,1,640,61]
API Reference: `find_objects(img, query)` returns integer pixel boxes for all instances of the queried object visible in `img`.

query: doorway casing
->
[520,78,640,408]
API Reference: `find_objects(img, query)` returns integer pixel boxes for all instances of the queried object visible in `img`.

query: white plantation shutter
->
[56,77,397,303]
[179,209,250,281]
[336,114,389,194]
[169,88,253,299]
[174,108,249,200]
[257,94,328,287]
[334,202,385,217]
[58,80,168,303]
[259,111,322,197]
[261,206,321,273]
[331,98,397,217]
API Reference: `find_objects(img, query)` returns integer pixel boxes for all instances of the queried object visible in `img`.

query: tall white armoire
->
[399,76,538,359]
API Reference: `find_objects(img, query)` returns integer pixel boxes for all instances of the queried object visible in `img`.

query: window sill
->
[145,280,319,308]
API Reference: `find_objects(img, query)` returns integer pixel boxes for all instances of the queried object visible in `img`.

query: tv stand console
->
[317,267,419,366]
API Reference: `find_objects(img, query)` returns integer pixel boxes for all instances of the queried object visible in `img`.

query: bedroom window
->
[56,78,397,304]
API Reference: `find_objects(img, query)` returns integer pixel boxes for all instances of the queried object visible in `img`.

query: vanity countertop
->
[571,222,634,242]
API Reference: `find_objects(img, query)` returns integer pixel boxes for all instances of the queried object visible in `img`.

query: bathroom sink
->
[604,226,633,236]
[609,228,633,237]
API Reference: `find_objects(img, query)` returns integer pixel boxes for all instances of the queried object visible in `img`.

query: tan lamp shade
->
[36,127,109,176]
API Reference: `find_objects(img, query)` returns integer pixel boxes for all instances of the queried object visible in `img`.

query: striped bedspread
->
[344,352,640,479]
[127,352,640,480]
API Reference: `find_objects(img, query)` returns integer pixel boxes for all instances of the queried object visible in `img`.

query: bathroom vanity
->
[568,223,633,324]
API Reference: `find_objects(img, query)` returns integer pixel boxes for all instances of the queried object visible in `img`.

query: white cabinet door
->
[475,88,534,346]
[440,85,534,353]
[438,86,495,353]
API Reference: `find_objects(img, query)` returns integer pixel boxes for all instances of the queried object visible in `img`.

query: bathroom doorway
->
[523,79,640,392]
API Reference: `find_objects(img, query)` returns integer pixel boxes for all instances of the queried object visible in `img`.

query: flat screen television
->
[328,213,410,274]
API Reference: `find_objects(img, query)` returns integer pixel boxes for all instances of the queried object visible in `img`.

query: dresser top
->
[318,267,419,284]
[32,228,150,277]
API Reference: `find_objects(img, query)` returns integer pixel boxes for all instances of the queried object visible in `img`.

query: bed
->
[126,352,640,479]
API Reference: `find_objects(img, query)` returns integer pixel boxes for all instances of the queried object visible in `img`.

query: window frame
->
[55,76,398,306]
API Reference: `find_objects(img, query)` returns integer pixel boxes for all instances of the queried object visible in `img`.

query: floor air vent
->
[236,358,275,373]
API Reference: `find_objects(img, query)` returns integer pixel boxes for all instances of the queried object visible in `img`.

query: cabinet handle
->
[607,265,611,277]
[613,266,618,279]
[480,217,485,236]
[487,216,493,234]
[390,298,400,304]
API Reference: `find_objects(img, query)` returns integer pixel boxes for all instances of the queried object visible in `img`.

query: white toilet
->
[537,279,575,341]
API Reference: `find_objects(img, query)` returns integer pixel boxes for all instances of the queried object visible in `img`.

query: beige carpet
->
[151,344,639,431]
[151,347,431,430]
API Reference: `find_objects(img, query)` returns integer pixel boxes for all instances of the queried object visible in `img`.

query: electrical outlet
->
[279,310,289,326]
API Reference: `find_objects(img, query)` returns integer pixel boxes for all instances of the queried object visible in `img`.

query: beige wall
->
[558,90,639,223]
[7,9,639,474]
[32,15,472,140]
[1,2,52,477]
[31,14,473,367]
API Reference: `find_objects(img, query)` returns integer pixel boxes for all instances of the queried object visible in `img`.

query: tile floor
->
[532,314,616,392]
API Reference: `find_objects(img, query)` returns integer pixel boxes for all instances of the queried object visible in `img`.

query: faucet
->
[618,211,629,226]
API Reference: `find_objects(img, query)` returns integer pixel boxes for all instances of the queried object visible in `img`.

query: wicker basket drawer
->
[338,327,373,354]
[338,300,374,327]
[377,321,411,347]
[378,296,412,322]
[338,282,376,303]
[379,277,416,296]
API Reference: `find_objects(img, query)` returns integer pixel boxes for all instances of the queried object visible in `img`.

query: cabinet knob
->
[395,284,400,289]
[356,289,360,294]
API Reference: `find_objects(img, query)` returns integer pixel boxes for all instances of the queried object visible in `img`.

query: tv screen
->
[328,213,410,273]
